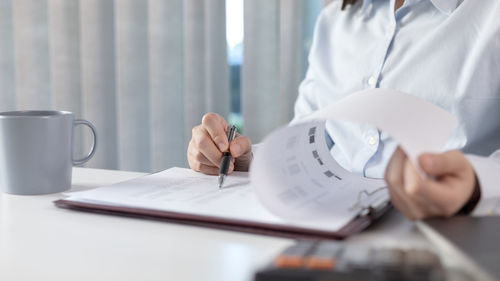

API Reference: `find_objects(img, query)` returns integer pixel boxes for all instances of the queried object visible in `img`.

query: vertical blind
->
[242,0,319,142]
[0,0,320,172]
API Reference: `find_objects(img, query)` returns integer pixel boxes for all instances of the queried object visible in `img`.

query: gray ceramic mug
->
[0,111,97,195]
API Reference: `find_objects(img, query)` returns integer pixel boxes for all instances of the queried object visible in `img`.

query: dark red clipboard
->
[54,198,391,240]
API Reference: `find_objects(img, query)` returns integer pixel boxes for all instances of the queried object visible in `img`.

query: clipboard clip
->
[349,186,391,219]
[366,197,392,220]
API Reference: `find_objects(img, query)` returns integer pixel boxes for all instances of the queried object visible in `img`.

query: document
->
[251,88,456,222]
[61,89,457,236]
[66,167,360,232]
[251,121,387,223]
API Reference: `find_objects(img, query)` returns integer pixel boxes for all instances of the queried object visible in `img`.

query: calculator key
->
[273,241,316,268]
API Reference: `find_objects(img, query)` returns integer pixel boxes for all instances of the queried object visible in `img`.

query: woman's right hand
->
[187,113,252,175]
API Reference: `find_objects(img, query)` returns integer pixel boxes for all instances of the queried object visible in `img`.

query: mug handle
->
[73,119,97,166]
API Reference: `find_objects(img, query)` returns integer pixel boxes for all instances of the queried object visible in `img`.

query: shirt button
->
[368,76,377,87]
[387,24,395,34]
[368,136,377,146]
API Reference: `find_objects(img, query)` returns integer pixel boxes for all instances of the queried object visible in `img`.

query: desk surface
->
[0,167,486,281]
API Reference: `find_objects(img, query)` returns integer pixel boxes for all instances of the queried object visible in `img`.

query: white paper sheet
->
[306,88,457,162]
[250,121,387,222]
[250,88,456,221]
[65,167,357,232]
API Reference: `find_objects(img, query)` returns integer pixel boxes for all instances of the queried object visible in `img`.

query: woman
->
[187,0,500,219]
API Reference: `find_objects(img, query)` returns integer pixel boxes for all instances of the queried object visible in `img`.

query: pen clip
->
[227,125,237,142]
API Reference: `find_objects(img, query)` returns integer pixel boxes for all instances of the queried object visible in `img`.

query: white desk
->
[0,168,485,281]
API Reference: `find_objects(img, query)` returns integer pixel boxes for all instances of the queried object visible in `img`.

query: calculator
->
[255,240,445,281]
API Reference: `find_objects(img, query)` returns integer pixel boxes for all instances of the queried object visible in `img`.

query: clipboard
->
[54,196,391,240]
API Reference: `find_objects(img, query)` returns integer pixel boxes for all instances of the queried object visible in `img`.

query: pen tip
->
[218,175,225,189]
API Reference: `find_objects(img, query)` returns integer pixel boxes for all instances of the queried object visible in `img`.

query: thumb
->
[418,150,465,177]
[201,113,229,151]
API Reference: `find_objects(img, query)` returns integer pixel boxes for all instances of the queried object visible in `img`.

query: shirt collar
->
[430,0,459,14]
[360,0,372,13]
[359,0,459,15]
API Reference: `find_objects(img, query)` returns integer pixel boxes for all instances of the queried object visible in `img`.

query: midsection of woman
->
[292,0,500,178]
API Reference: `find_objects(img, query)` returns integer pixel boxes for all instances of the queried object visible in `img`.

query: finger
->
[230,136,252,158]
[412,154,465,205]
[195,163,220,175]
[418,150,467,177]
[384,147,407,188]
[387,183,423,220]
[387,186,414,219]
[403,156,423,196]
[403,158,443,219]
[192,126,223,166]
[202,113,229,151]
[187,141,218,173]
[402,160,451,217]
[417,178,468,216]
[386,157,427,220]
[188,147,216,167]
[191,156,235,176]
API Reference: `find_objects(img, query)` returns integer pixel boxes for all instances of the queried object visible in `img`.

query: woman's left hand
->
[384,147,477,220]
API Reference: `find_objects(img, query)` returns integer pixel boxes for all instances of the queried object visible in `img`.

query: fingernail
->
[218,142,226,151]
[232,144,241,156]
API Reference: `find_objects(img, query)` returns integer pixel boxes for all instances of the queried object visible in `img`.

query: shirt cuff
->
[466,154,500,216]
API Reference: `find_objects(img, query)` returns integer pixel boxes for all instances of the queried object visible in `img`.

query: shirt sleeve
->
[291,68,320,124]
[466,150,500,216]
[290,8,330,124]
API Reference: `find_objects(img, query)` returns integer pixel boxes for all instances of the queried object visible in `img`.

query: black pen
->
[218,125,237,189]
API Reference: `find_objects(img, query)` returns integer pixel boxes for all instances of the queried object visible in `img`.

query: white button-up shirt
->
[292,0,500,215]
